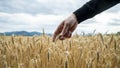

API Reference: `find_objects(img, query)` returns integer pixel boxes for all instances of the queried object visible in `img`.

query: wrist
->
[72,14,78,24]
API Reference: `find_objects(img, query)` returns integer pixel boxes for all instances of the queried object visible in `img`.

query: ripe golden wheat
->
[0,34,120,68]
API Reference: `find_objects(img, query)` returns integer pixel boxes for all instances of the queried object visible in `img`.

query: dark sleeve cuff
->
[73,4,95,24]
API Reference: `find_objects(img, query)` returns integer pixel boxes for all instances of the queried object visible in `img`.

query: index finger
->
[52,21,64,42]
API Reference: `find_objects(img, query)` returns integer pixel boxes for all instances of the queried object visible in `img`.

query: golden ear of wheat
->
[0,34,119,68]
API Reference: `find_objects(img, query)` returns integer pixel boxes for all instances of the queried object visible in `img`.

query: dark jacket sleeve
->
[73,0,120,24]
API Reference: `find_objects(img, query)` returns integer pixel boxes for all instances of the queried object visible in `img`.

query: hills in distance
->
[0,31,120,36]
[0,31,52,36]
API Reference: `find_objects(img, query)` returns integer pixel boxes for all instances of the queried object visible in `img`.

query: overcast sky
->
[0,0,120,34]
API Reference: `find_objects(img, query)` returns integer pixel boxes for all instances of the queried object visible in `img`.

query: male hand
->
[52,14,78,42]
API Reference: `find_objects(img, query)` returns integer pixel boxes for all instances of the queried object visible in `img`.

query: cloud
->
[0,0,120,34]
[0,12,69,33]
[0,0,119,15]
[82,11,120,33]
[93,11,120,28]
[0,0,47,14]
[0,0,89,14]
[0,11,120,34]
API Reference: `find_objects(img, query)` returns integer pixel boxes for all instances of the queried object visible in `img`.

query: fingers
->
[63,30,71,38]
[59,22,70,40]
[52,21,64,42]
[60,22,69,36]
[63,22,77,38]
[69,22,78,32]
[53,17,78,42]
[58,31,71,40]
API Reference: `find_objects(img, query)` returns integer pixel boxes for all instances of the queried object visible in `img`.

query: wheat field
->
[0,34,120,68]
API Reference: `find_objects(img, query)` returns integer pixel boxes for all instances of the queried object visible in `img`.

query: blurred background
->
[0,0,120,35]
